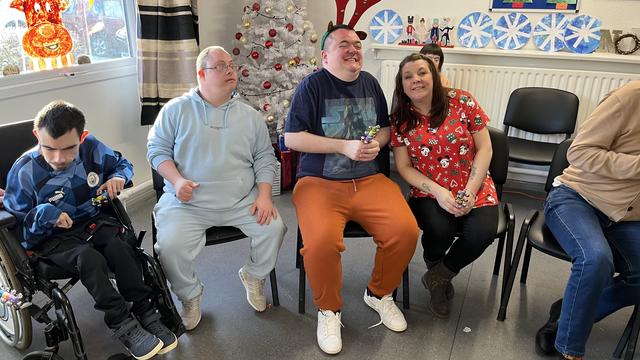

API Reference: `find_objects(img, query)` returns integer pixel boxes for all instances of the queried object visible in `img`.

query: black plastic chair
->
[503,87,578,166]
[502,139,639,359]
[150,169,279,307]
[295,145,411,314]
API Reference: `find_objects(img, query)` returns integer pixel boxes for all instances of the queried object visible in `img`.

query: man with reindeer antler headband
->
[285,0,419,355]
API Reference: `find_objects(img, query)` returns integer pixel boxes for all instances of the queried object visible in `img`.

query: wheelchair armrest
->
[0,209,16,228]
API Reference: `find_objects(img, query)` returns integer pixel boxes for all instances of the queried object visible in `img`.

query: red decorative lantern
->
[252,2,260,11]
[265,40,273,48]
[274,63,282,71]
[235,32,243,40]
[285,23,294,32]
[263,81,271,89]
[241,69,250,77]
[232,47,240,55]
[251,50,260,59]
[269,28,277,38]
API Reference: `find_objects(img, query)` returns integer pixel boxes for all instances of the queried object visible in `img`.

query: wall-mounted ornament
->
[369,9,404,44]
[533,13,567,52]
[493,12,531,50]
[614,33,640,55]
[458,12,493,48]
[564,14,601,54]
[598,29,623,53]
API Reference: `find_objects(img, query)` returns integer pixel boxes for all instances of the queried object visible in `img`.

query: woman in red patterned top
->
[390,53,498,318]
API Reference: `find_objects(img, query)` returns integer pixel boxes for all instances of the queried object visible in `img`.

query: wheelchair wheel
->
[0,239,32,350]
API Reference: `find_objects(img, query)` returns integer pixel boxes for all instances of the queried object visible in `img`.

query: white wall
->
[198,0,640,76]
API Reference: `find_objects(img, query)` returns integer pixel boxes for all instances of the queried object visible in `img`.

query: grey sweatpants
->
[153,193,286,301]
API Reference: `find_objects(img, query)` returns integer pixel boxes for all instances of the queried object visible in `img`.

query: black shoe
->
[535,299,563,356]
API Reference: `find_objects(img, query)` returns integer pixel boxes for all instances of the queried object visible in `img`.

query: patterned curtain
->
[137,0,200,125]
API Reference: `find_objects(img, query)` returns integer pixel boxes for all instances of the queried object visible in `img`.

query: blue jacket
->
[3,135,133,249]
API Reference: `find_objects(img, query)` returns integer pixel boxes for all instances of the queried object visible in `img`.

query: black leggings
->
[409,197,498,273]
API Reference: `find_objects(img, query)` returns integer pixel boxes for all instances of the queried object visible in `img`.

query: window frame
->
[0,0,137,101]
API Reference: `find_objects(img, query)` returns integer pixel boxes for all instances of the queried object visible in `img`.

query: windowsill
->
[0,57,136,101]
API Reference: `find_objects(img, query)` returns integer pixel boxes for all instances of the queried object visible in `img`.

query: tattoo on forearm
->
[421,183,431,193]
[469,165,477,180]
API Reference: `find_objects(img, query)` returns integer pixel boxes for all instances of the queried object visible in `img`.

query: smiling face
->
[401,59,434,105]
[11,0,73,58]
[321,28,363,81]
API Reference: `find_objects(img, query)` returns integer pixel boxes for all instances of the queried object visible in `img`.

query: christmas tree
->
[232,0,319,143]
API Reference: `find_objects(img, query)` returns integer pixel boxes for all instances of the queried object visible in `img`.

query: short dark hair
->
[419,43,444,72]
[390,53,449,134]
[34,100,86,138]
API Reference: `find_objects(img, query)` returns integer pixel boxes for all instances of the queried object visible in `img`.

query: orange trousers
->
[292,174,419,311]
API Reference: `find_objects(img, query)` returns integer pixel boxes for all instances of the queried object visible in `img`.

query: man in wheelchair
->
[3,101,177,359]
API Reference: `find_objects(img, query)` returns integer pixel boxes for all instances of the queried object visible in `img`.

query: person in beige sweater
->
[536,80,640,360]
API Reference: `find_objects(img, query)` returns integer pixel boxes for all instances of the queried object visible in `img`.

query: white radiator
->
[380,60,640,143]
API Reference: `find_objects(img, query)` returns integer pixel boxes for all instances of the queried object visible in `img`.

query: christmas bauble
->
[282,99,290,107]
[303,21,311,30]
[310,57,317,66]
[288,59,296,67]
[274,63,282,71]
[264,7,272,14]
[294,56,301,64]
[310,33,318,43]
[251,51,260,59]
[232,48,240,55]
[241,69,249,77]
[252,2,260,11]
[285,23,294,32]
[239,36,246,44]
[263,103,272,112]
[287,4,295,13]
[266,115,275,123]
[269,29,277,37]
[243,20,251,29]
[263,81,271,89]
[265,40,273,48]
[235,32,243,40]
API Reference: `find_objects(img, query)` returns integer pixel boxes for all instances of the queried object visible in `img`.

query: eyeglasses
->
[202,63,240,73]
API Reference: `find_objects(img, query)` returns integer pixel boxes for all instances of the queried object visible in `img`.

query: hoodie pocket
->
[194,177,253,208]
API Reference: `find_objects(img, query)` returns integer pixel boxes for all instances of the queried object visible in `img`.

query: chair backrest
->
[0,120,37,189]
[487,126,509,198]
[544,138,573,193]
[503,87,579,136]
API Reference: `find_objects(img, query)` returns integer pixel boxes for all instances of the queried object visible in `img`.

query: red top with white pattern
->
[390,89,498,208]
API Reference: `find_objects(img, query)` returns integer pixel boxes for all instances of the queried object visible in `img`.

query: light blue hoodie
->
[147,88,276,210]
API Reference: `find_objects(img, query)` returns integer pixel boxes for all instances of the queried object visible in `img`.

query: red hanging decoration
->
[265,40,273,48]
[252,2,260,11]
[294,56,301,65]
[274,63,282,71]
[241,69,250,77]
[263,103,272,111]
[235,32,243,40]
[269,28,277,37]
[285,23,294,32]
[251,50,260,59]
[263,81,271,89]
[232,47,240,55]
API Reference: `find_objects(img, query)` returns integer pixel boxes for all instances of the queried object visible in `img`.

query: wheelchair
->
[0,121,185,360]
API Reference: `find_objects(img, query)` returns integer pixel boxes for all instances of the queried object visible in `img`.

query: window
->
[1,0,131,76]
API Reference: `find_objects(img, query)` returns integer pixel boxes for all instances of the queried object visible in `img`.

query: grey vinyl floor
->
[3,180,634,360]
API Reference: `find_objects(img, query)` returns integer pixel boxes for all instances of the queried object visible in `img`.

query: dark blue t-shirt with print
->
[285,68,389,180]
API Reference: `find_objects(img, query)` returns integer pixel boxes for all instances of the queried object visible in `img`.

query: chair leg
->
[520,243,533,284]
[298,264,306,314]
[625,305,640,360]
[402,267,410,309]
[493,233,506,276]
[269,269,279,307]
[295,229,303,269]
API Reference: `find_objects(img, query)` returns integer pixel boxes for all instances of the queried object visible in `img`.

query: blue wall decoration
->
[564,14,602,54]
[533,13,568,52]
[369,9,404,44]
[493,12,531,50]
[458,12,494,48]
[490,0,579,13]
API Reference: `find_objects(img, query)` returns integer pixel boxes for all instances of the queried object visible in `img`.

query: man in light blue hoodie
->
[147,46,286,331]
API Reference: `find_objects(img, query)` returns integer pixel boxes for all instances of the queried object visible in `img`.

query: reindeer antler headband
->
[321,0,382,50]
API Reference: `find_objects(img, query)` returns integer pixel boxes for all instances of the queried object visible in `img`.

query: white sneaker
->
[317,310,343,354]
[363,290,407,332]
[238,268,267,312]
[181,293,202,331]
